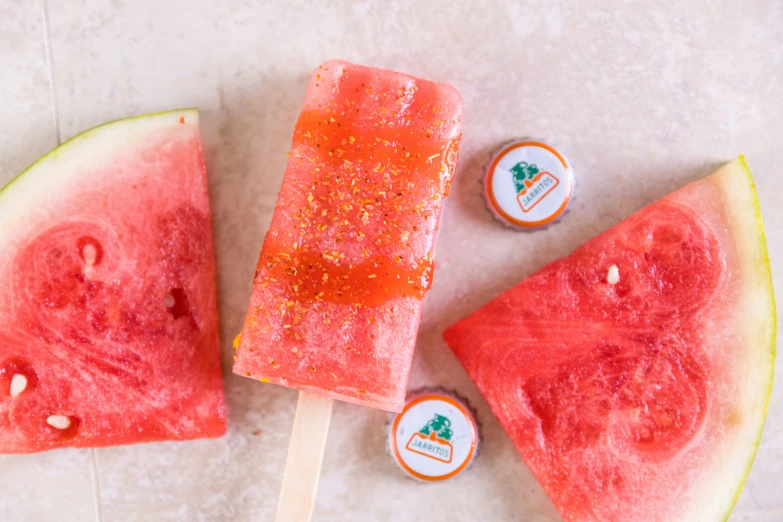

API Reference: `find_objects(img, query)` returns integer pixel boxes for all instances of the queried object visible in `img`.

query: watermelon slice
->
[0,110,226,453]
[444,158,775,522]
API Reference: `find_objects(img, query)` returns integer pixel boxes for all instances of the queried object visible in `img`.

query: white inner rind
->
[0,109,199,253]
[677,158,776,522]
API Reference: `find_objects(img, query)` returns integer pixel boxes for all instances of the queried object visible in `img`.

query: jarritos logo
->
[509,161,560,213]
[405,413,454,464]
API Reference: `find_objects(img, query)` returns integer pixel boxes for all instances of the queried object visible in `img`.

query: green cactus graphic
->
[509,161,541,193]
[418,414,453,441]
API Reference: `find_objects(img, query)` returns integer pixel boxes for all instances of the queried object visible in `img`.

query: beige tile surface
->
[0,0,56,180]
[1,0,782,520]
[0,2,97,522]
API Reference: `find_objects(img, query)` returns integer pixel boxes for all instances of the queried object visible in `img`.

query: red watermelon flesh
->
[235,60,463,412]
[444,158,775,522]
[0,110,226,453]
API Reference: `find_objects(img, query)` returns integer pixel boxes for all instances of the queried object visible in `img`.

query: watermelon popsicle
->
[235,60,463,412]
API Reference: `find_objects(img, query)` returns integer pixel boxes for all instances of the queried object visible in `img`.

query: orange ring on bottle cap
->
[388,392,478,482]
[484,140,575,229]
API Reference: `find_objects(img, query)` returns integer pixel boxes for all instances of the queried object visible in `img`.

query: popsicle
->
[235,60,463,412]
[235,60,462,520]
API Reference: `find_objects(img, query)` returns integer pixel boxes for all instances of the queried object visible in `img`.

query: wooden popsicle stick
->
[275,392,334,522]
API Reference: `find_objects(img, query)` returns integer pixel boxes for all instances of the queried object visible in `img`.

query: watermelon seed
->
[82,244,97,266]
[165,288,191,319]
[607,265,620,285]
[77,236,103,266]
[46,415,71,430]
[9,374,27,397]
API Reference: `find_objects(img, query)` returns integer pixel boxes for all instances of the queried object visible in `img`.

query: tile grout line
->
[39,2,103,522]
[39,0,61,145]
[89,448,104,522]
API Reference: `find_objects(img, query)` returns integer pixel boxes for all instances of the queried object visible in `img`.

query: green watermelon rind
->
[0,108,199,198]
[715,156,776,522]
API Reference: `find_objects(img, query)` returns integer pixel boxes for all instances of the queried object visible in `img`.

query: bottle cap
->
[484,139,575,229]
[387,389,479,482]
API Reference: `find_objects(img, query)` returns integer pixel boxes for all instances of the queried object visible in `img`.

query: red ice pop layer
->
[235,60,463,412]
